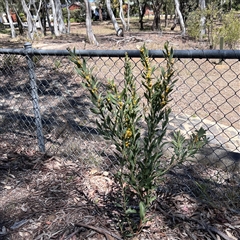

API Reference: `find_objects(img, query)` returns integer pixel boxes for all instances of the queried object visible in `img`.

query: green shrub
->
[217,11,240,49]
[68,43,208,236]
[19,12,27,22]
[62,8,85,23]
[186,8,202,40]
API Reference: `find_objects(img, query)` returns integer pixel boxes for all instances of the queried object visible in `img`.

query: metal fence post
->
[24,42,45,153]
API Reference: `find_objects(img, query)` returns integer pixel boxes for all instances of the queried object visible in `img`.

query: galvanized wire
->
[0,44,239,209]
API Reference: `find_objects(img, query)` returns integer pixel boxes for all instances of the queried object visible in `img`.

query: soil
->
[0,21,240,240]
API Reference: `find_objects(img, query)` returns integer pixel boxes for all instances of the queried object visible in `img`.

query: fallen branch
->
[75,222,122,240]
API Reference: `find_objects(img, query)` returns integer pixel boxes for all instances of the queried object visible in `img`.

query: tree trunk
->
[99,5,103,21]
[55,0,66,34]
[127,0,130,31]
[65,0,71,33]
[84,0,99,46]
[136,0,147,30]
[174,0,185,36]
[5,0,16,38]
[12,5,25,35]
[44,0,54,35]
[119,0,127,31]
[171,8,178,30]
[50,0,60,36]
[152,0,162,31]
[33,0,44,35]
[199,0,206,39]
[163,3,169,27]
[105,0,123,36]
[21,0,37,40]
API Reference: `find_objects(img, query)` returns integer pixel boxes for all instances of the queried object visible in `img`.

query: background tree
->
[55,0,66,34]
[64,0,70,33]
[136,0,148,30]
[119,0,127,31]
[174,0,185,36]
[199,0,206,39]
[4,0,16,38]
[151,0,163,31]
[21,0,38,40]
[32,0,44,35]
[84,0,99,45]
[50,0,60,36]
[105,0,123,36]
[163,0,175,28]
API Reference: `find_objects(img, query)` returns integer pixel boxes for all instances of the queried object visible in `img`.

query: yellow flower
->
[85,75,90,81]
[146,72,151,79]
[91,88,97,94]
[77,60,82,67]
[125,141,130,148]
[161,101,166,106]
[118,101,123,108]
[124,128,132,139]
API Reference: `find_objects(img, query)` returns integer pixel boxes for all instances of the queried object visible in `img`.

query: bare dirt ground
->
[0,21,240,240]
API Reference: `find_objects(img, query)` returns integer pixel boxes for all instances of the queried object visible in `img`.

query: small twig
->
[75,222,122,240]
[156,204,236,240]
[65,228,81,240]
[209,226,236,240]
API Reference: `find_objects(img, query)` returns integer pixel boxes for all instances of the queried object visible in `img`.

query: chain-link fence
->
[0,43,239,210]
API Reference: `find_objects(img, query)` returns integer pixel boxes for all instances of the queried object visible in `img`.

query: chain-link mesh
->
[0,45,239,210]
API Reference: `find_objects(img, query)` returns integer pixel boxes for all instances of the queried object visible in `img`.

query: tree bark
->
[84,0,99,46]
[126,0,130,31]
[65,0,71,33]
[119,0,127,31]
[50,0,60,36]
[55,0,66,34]
[44,0,54,35]
[199,0,206,39]
[152,0,162,31]
[136,0,147,30]
[99,5,103,21]
[105,0,123,36]
[5,0,16,38]
[21,0,37,40]
[33,0,44,35]
[174,0,185,36]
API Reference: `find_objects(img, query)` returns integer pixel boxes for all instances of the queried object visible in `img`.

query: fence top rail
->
[0,43,239,59]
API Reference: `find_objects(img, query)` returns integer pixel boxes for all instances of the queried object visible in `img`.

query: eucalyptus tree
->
[119,0,127,31]
[32,0,44,35]
[151,0,163,31]
[135,0,148,30]
[49,0,66,36]
[199,0,206,38]
[49,0,59,36]
[4,0,16,38]
[162,0,174,27]
[84,0,98,45]
[174,0,185,36]
[64,0,70,33]
[105,0,124,36]
[55,0,66,34]
[21,0,38,40]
